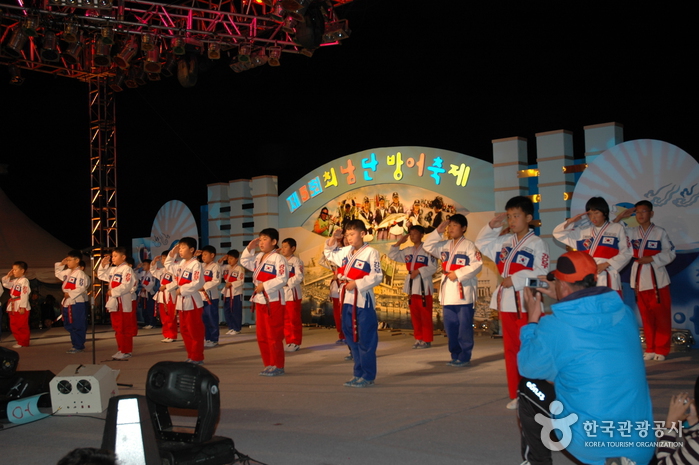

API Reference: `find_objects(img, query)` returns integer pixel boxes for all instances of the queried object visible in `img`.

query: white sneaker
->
[507,398,518,410]
[642,352,656,361]
[12,344,23,348]
[112,351,123,358]
[654,354,666,361]
[113,352,132,360]
[161,338,174,343]
[204,340,218,348]
[284,344,300,352]
[142,325,154,329]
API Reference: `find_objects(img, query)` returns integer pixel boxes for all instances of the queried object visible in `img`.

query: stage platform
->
[0,324,696,465]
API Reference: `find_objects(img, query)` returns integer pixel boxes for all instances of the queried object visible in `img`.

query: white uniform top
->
[201,262,222,301]
[323,242,383,308]
[283,255,304,302]
[222,264,244,299]
[55,263,89,306]
[475,226,550,313]
[98,262,134,312]
[319,256,340,299]
[2,276,30,311]
[553,220,632,290]
[240,248,288,304]
[423,230,483,306]
[151,262,177,305]
[137,269,156,298]
[164,255,205,311]
[387,242,437,296]
[626,223,675,291]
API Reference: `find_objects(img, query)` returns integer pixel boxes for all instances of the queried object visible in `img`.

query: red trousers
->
[501,311,529,399]
[284,299,303,346]
[638,286,672,356]
[9,310,30,347]
[255,301,285,368]
[158,300,178,340]
[180,307,205,362]
[409,295,434,342]
[111,305,135,354]
[332,297,344,340]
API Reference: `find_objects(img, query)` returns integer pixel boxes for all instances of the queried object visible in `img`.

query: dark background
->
[0,1,695,249]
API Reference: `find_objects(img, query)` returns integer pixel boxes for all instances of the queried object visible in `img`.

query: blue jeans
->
[202,298,220,342]
[223,295,242,331]
[443,304,475,362]
[342,301,378,381]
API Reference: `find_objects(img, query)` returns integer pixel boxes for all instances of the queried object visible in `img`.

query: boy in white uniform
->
[387,224,437,349]
[475,196,549,408]
[98,247,136,360]
[614,200,676,361]
[136,259,156,329]
[3,261,31,348]
[198,245,222,348]
[220,250,244,335]
[324,219,383,387]
[55,250,90,353]
[164,237,206,364]
[281,238,304,352]
[151,252,178,343]
[241,228,289,376]
[423,214,483,367]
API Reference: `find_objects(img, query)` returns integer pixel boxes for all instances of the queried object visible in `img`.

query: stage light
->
[268,45,282,66]
[144,48,161,73]
[177,54,198,87]
[63,22,79,43]
[145,361,220,444]
[672,329,694,350]
[102,395,162,465]
[207,42,220,60]
[5,27,29,58]
[281,17,297,33]
[171,37,186,55]
[40,31,61,62]
[251,48,268,67]
[147,72,161,81]
[280,0,302,11]
[92,40,112,67]
[100,26,114,45]
[141,34,155,52]
[124,65,144,88]
[161,54,178,77]
[23,16,40,38]
[0,347,19,378]
[238,43,251,62]
[229,58,250,73]
[270,2,285,21]
[113,38,138,69]
[108,71,126,92]
[322,19,351,43]
[62,34,84,65]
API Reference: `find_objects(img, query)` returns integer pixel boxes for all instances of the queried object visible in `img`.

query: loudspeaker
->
[50,364,119,414]
[0,347,19,378]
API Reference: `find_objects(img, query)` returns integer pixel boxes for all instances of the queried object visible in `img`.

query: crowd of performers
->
[1,195,676,389]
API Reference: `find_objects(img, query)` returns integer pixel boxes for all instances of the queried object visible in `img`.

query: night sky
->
[0,1,695,251]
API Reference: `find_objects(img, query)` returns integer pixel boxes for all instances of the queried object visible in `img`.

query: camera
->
[524,277,549,289]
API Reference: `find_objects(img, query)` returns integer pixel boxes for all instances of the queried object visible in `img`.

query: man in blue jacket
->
[518,251,654,465]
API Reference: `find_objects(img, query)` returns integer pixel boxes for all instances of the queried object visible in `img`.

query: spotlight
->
[147,72,161,81]
[23,16,40,38]
[141,34,155,52]
[100,26,114,45]
[229,58,250,73]
[171,37,186,55]
[207,42,220,60]
[281,17,296,33]
[124,66,141,88]
[672,329,695,350]
[267,45,282,66]
[270,2,285,22]
[62,34,84,65]
[40,31,61,62]
[251,48,268,67]
[113,38,138,69]
[5,27,29,58]
[238,43,251,62]
[322,19,351,43]
[108,71,126,92]
[0,347,19,378]
[161,54,177,77]
[143,48,161,73]
[63,22,79,43]
[280,0,302,10]
[92,39,112,67]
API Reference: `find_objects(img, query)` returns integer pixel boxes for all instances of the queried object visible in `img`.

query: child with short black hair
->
[241,228,289,376]
[98,247,136,359]
[165,237,205,364]
[2,261,31,348]
[423,214,483,367]
[324,219,383,387]
[151,251,178,343]
[55,250,90,353]
[281,238,304,352]
[220,250,245,335]
[476,196,549,408]
[136,259,156,329]
[198,245,221,348]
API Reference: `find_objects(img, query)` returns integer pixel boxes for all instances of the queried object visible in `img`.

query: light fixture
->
[113,38,138,69]
[147,72,161,81]
[5,27,29,58]
[92,39,112,67]
[322,19,351,43]
[141,34,155,52]
[270,2,285,22]
[237,43,251,62]
[8,65,25,86]
[102,395,162,465]
[108,71,126,92]
[267,45,282,66]
[62,33,84,65]
[251,48,268,67]
[0,347,19,378]
[171,37,186,55]
[143,48,161,73]
[161,54,177,77]
[281,17,296,33]
[100,26,114,45]
[229,58,250,73]
[207,42,220,60]
[63,22,79,43]
[23,16,40,38]
[40,31,61,62]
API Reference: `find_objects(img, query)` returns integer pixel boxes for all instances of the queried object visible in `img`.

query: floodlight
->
[108,71,126,92]
[267,45,282,66]
[40,31,61,62]
[23,16,40,38]
[113,38,138,69]
[207,42,220,60]
[238,43,251,62]
[63,22,79,43]
[161,54,178,77]
[144,48,161,73]
[92,40,112,67]
[100,26,114,45]
[62,34,84,65]
[141,34,155,52]
[171,37,186,55]
[251,48,268,67]
[5,27,29,58]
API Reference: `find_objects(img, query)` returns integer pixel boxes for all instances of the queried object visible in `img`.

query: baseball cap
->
[550,251,597,283]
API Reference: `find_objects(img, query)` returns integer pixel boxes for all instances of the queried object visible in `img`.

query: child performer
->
[164,237,205,364]
[387,225,437,349]
[220,250,244,335]
[475,196,549,409]
[241,228,289,376]
[423,214,483,367]
[98,248,136,360]
[136,259,157,329]
[2,261,31,348]
[319,254,344,344]
[324,220,383,387]
[553,196,632,292]
[151,252,178,343]
[198,245,222,348]
[55,251,90,353]
[614,200,676,361]
[281,238,304,352]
